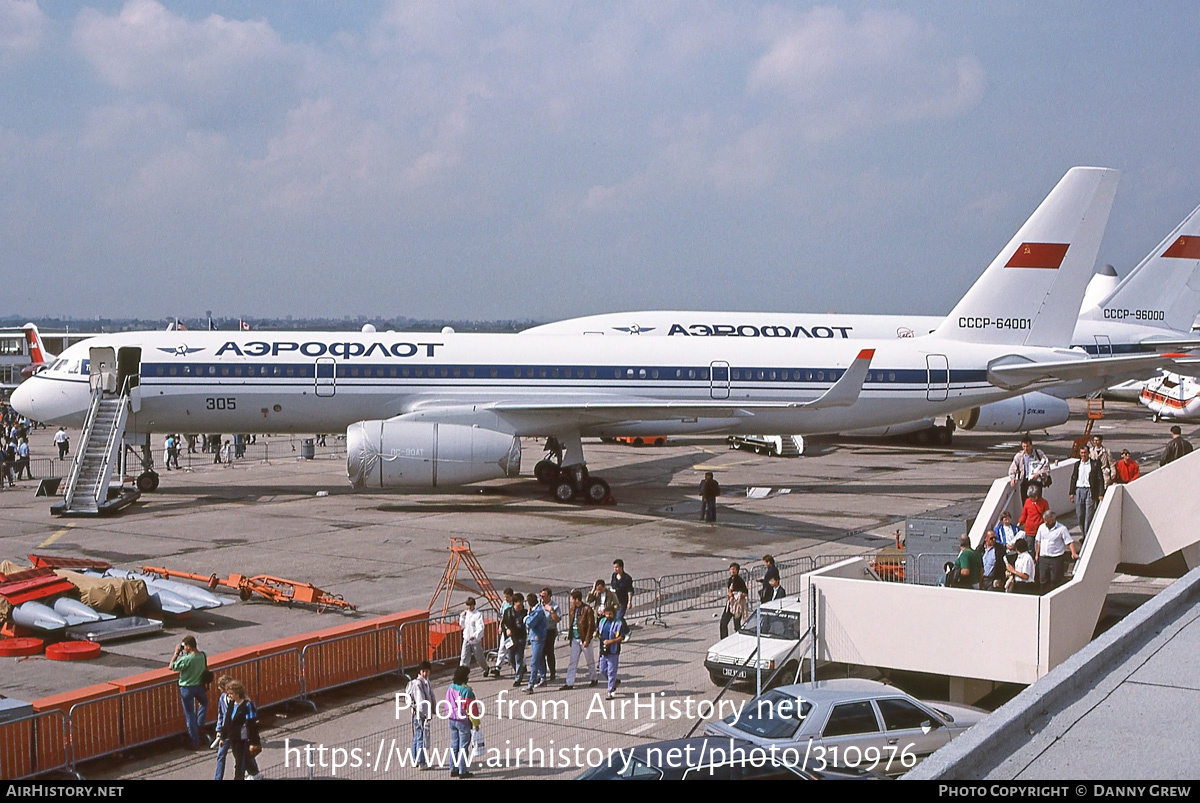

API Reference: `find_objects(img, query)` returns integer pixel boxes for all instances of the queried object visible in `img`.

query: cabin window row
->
[145,364,897,382]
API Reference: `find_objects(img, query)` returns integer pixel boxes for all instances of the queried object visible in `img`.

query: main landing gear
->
[127,438,160,492]
[534,434,614,504]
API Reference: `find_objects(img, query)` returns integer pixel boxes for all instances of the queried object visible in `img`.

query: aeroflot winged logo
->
[158,344,205,356]
[613,324,655,334]
[1004,242,1070,269]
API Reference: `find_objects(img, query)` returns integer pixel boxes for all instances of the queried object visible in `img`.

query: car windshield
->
[729,689,812,740]
[739,610,804,640]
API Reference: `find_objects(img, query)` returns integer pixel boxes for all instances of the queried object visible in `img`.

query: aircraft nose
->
[10,381,36,420]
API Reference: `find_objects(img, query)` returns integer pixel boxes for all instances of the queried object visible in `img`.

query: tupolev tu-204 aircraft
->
[10,167,1187,502]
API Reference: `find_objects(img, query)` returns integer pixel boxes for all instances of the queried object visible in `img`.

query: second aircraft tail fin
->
[1080,202,1200,334]
[934,167,1120,348]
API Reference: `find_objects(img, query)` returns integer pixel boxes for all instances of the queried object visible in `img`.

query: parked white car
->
[704,596,807,687]
[703,678,987,775]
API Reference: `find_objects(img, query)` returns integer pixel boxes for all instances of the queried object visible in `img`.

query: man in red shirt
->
[1114,449,1141,484]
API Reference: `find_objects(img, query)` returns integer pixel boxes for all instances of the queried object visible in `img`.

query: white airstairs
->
[54,376,140,517]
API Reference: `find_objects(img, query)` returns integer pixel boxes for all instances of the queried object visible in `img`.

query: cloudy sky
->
[2,1,1197,323]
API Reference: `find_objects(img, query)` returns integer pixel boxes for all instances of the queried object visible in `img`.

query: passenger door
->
[926,354,949,402]
[710,361,730,399]
[315,358,336,397]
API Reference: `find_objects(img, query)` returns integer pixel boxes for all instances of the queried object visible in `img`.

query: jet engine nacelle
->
[953,392,1070,432]
[346,420,521,489]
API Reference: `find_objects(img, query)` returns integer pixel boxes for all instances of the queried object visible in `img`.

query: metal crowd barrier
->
[222,650,304,709]
[65,650,306,774]
[302,629,404,698]
[0,710,69,780]
[26,457,66,480]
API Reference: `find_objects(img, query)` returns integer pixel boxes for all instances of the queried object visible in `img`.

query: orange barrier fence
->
[302,628,400,696]
[11,609,440,778]
[0,710,69,780]
[218,649,304,709]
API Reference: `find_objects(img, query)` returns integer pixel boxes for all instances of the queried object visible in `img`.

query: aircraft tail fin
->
[934,167,1120,347]
[21,323,52,366]
[1081,202,1200,333]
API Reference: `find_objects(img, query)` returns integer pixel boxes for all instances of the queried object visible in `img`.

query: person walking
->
[699,472,720,522]
[560,589,598,690]
[445,666,480,778]
[720,563,749,638]
[404,661,435,770]
[503,595,528,686]
[218,681,261,780]
[524,593,548,693]
[597,604,628,700]
[458,597,489,677]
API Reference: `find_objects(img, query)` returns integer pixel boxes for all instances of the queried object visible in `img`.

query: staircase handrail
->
[62,386,105,509]
[89,376,132,507]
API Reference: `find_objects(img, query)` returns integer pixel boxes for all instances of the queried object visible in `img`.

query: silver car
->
[703,678,986,776]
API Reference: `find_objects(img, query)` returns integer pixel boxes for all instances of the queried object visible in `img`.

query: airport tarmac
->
[0,398,1187,779]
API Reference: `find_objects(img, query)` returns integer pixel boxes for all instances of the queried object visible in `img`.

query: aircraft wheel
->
[935,426,953,447]
[135,471,160,492]
[553,480,576,503]
[534,460,560,485]
[915,428,933,446]
[584,477,610,504]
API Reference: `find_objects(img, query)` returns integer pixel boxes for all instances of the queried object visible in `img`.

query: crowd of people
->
[948,428,1192,595]
[457,561,634,699]
[0,404,34,488]
[402,561,636,776]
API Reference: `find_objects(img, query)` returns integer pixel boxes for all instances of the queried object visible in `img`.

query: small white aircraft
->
[11,167,1184,500]
[527,202,1200,440]
[1140,371,1200,420]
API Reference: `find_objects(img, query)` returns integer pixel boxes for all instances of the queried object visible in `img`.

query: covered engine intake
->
[346,420,521,489]
[953,392,1070,432]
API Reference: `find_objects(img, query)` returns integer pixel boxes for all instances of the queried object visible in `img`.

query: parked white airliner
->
[11,167,1181,500]
[527,202,1200,439]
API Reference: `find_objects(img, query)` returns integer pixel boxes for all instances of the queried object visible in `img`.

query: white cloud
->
[0,0,46,65]
[72,0,291,102]
[749,7,985,140]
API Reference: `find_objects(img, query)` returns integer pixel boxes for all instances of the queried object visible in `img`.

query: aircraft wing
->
[489,349,875,420]
[988,352,1188,390]
[1135,337,1200,352]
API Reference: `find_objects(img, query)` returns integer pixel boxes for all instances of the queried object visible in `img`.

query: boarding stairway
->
[776,435,804,457]
[728,434,805,457]
[55,377,138,517]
